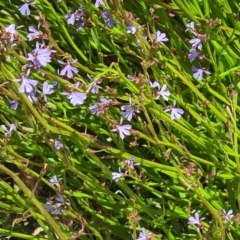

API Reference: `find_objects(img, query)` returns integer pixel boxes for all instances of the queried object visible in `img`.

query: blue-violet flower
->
[58,59,79,79]
[164,100,184,120]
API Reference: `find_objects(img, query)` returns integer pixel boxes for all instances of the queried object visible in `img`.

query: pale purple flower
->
[112,119,132,139]
[1,124,15,136]
[87,74,101,94]
[61,91,87,106]
[65,8,85,27]
[51,206,63,215]
[42,81,54,95]
[44,197,63,215]
[89,98,110,116]
[42,81,54,101]
[5,24,19,42]
[188,212,204,225]
[112,173,122,182]
[53,195,70,214]
[18,2,35,16]
[27,26,42,41]
[123,157,140,170]
[100,98,110,104]
[13,70,38,93]
[89,104,99,115]
[9,100,19,110]
[91,81,101,94]
[55,195,64,203]
[104,18,116,28]
[223,209,234,222]
[121,105,136,121]
[156,84,170,101]
[189,37,202,50]
[192,67,211,80]
[61,83,87,106]
[49,175,62,186]
[44,202,55,214]
[5,24,17,35]
[112,168,123,182]
[126,26,137,34]
[58,59,79,79]
[185,22,196,32]
[44,193,70,215]
[137,228,153,240]
[149,80,160,89]
[155,30,168,43]
[188,212,205,232]
[65,13,76,25]
[188,49,203,62]
[101,11,110,20]
[54,139,64,150]
[27,42,56,67]
[101,11,116,29]
[95,0,104,8]
[121,99,140,121]
[164,100,184,120]
[17,79,37,95]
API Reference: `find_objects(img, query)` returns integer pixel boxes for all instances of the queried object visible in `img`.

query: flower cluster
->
[186,22,211,80]
[44,195,70,215]
[0,24,21,53]
[65,7,87,31]
[101,11,116,29]
[122,157,140,170]
[150,80,184,120]
[121,98,140,121]
[89,98,111,116]
[2,2,236,239]
[27,26,47,41]
[112,157,140,182]
[27,41,56,68]
[6,7,185,145]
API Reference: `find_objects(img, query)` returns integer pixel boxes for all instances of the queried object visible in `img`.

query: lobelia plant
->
[0,0,240,239]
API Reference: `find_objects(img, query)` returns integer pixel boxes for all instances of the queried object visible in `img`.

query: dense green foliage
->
[1,0,240,239]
